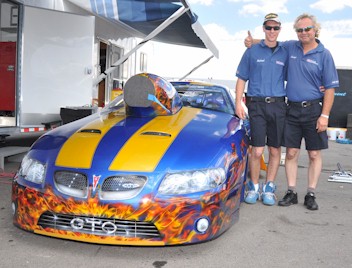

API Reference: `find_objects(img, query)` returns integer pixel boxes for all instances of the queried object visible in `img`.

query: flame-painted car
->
[12,73,250,246]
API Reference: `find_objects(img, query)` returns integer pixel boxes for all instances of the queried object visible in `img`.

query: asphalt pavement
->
[0,133,351,268]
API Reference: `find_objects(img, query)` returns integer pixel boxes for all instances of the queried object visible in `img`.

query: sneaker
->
[244,180,260,204]
[304,192,319,210]
[262,181,276,206]
[278,190,298,206]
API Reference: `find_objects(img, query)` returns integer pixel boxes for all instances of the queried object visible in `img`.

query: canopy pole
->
[181,0,219,58]
[178,55,214,81]
[180,0,190,9]
[93,5,190,86]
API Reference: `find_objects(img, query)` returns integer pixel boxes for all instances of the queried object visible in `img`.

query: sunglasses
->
[295,26,315,33]
[264,26,281,31]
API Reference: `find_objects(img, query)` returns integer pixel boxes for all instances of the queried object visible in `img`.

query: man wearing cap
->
[245,13,339,210]
[235,13,287,206]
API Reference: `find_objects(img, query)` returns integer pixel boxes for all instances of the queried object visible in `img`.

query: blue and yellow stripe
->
[55,107,200,172]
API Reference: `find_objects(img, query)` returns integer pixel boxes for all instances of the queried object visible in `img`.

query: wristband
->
[320,114,329,119]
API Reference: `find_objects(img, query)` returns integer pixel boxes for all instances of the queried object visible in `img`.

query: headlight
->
[158,168,226,195]
[19,155,46,184]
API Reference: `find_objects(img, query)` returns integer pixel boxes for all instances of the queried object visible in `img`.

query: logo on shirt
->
[306,59,318,65]
[257,59,265,62]
[290,56,297,59]
[276,61,284,66]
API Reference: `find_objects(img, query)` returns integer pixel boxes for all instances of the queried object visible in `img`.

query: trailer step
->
[41,120,62,130]
[0,146,30,171]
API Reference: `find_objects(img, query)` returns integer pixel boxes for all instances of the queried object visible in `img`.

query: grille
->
[54,171,88,198]
[38,211,161,238]
[54,172,147,200]
[100,175,147,200]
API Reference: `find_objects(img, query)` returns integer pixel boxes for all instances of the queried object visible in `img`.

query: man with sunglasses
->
[245,13,339,210]
[235,13,287,206]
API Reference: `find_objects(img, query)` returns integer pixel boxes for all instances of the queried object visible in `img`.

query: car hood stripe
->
[55,113,126,168]
[109,107,200,172]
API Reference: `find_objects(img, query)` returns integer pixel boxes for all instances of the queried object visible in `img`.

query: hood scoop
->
[141,131,171,137]
[79,129,102,134]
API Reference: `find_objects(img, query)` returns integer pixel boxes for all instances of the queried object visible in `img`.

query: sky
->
[148,0,352,83]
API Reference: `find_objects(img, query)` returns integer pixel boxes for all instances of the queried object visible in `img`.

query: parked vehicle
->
[12,73,250,246]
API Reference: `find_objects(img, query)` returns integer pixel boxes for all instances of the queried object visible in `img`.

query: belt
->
[288,99,322,108]
[249,96,286,103]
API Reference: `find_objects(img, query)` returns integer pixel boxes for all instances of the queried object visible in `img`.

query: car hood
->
[30,107,244,173]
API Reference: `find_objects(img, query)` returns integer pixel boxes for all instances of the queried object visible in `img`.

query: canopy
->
[68,0,218,58]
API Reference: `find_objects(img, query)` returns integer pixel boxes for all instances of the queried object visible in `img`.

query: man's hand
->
[244,30,253,48]
[235,102,247,120]
[316,116,328,133]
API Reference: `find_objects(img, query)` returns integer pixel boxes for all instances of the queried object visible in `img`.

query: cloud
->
[188,0,214,6]
[321,19,352,38]
[201,23,239,42]
[177,24,250,80]
[148,23,248,80]
[310,0,352,13]
[227,0,289,16]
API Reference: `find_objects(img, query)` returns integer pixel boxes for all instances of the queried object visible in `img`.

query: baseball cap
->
[263,13,281,25]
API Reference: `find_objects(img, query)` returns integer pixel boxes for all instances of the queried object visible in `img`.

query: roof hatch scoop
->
[124,73,182,117]
[141,131,171,137]
[79,129,101,134]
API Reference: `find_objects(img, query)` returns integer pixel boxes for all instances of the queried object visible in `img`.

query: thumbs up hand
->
[244,30,253,48]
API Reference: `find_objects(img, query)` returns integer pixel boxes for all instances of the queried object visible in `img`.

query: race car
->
[12,73,250,246]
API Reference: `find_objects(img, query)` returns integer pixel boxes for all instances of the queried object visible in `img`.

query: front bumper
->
[12,181,241,246]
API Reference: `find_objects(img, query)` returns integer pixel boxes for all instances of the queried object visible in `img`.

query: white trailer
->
[0,0,217,140]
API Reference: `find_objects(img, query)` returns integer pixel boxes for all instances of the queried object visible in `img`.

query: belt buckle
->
[301,101,308,108]
[265,97,272,103]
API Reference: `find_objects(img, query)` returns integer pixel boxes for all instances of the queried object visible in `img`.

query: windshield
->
[101,82,236,116]
[171,83,235,114]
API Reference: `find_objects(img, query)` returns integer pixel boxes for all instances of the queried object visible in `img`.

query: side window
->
[203,92,226,112]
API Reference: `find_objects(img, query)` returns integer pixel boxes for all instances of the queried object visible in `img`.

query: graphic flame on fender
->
[12,150,246,246]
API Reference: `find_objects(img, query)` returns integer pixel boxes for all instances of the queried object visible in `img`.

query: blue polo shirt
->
[283,40,339,102]
[236,40,287,97]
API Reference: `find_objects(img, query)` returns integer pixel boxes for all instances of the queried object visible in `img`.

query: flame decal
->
[12,137,249,246]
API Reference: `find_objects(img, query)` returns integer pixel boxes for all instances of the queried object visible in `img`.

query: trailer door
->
[0,0,18,130]
[20,6,95,126]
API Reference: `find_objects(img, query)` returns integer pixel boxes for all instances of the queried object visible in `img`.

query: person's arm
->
[316,88,335,132]
[235,78,247,119]
[244,30,260,48]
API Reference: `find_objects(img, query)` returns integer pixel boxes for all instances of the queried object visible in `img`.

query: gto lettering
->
[102,222,117,234]
[70,218,84,230]
[85,218,102,232]
[70,217,120,234]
